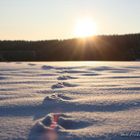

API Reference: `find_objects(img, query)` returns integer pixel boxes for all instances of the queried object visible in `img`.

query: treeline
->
[0,33,140,61]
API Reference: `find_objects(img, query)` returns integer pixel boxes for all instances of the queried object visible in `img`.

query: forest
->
[0,33,140,61]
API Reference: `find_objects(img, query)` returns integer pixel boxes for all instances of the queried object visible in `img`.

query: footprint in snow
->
[57,75,77,80]
[0,76,8,80]
[28,63,36,66]
[43,94,72,105]
[42,65,55,70]
[28,113,91,140]
[51,82,78,89]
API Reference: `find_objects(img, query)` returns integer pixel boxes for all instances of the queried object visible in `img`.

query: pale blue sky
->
[0,0,139,40]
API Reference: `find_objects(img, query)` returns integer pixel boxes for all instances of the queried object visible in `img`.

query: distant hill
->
[0,33,140,61]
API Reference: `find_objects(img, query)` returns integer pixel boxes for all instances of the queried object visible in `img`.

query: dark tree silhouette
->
[0,33,140,61]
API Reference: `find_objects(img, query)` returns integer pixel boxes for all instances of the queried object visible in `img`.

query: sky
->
[0,0,139,40]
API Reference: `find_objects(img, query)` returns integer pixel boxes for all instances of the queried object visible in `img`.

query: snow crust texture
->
[0,62,140,140]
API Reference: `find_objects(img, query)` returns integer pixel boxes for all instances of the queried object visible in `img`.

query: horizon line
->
[0,32,140,42]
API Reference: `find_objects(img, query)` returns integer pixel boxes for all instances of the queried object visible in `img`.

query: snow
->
[0,62,140,140]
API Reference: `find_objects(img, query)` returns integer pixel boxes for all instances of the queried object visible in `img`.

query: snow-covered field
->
[0,62,140,140]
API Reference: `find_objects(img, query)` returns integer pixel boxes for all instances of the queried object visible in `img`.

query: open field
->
[0,62,140,140]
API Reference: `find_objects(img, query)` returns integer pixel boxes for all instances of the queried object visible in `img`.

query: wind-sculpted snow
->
[0,62,140,140]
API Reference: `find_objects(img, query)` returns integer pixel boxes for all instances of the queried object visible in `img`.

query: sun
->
[74,18,97,38]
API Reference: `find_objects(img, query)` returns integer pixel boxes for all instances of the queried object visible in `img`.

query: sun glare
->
[74,18,97,38]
